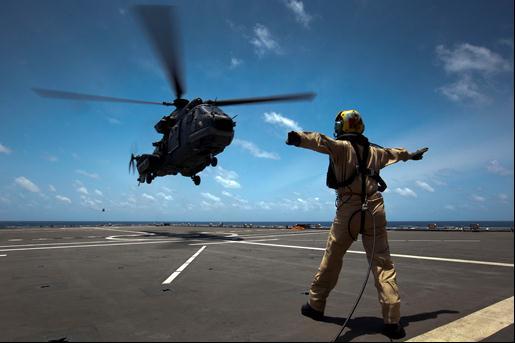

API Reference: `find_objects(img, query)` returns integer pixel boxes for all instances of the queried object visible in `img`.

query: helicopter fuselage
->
[135,99,235,184]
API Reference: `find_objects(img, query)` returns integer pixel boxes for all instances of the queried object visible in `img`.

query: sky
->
[0,0,513,222]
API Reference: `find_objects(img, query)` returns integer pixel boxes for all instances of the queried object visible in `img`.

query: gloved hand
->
[286,131,301,146]
[411,147,428,160]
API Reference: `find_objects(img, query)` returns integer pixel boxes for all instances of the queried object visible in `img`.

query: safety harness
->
[326,133,387,193]
[326,133,387,241]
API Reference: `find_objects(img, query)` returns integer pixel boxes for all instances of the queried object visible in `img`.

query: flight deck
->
[0,225,513,342]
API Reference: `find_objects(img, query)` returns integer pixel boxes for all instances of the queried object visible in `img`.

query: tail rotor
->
[129,153,138,174]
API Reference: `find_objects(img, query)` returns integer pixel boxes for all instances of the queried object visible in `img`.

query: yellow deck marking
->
[407,296,514,342]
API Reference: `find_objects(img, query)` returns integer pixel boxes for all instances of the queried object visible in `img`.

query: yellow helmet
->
[334,109,365,136]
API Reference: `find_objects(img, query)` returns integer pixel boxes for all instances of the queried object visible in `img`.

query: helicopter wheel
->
[192,175,201,186]
[210,156,218,167]
[146,174,153,184]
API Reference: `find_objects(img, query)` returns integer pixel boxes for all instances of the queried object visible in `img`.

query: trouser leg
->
[361,228,401,324]
[309,221,354,312]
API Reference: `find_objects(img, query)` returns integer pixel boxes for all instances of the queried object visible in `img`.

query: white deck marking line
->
[190,238,279,246]
[234,231,327,240]
[0,239,141,249]
[0,239,186,252]
[8,239,23,242]
[407,296,514,342]
[162,246,207,285]
[0,254,6,257]
[106,234,155,241]
[88,227,150,235]
[231,241,514,268]
[388,239,481,242]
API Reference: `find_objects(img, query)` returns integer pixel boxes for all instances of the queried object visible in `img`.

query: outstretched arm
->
[286,131,339,155]
[379,147,429,167]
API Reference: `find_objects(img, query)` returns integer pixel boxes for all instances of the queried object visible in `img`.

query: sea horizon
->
[0,220,513,230]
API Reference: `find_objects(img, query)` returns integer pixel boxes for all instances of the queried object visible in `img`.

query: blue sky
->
[0,0,513,222]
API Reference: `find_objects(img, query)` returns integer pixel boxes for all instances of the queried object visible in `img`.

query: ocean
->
[0,220,513,230]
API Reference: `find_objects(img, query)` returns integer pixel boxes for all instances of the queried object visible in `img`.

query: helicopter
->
[32,5,315,186]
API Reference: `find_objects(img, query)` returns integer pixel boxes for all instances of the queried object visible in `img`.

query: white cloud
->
[498,193,509,203]
[214,167,241,189]
[230,57,243,69]
[486,160,513,176]
[436,43,512,74]
[394,187,417,198]
[233,139,280,160]
[201,192,221,202]
[200,192,225,210]
[162,186,173,193]
[416,180,435,192]
[215,176,240,189]
[77,186,88,195]
[256,196,325,212]
[15,176,40,193]
[107,117,121,125]
[0,143,12,154]
[142,193,155,201]
[438,75,487,103]
[157,192,173,201]
[76,169,99,179]
[285,0,312,28]
[220,190,251,209]
[43,154,59,162]
[263,112,302,131]
[55,195,71,204]
[250,24,281,56]
[80,195,100,209]
[445,204,456,211]
[200,200,225,210]
[435,43,512,103]
[258,201,272,210]
[472,194,486,202]
[49,185,56,192]
[94,189,103,197]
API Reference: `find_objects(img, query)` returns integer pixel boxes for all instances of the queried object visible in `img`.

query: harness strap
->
[327,137,387,193]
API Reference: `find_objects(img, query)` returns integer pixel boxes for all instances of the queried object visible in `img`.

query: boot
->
[301,302,324,321]
[381,323,406,339]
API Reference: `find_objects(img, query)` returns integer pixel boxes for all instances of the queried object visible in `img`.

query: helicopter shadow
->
[143,230,243,242]
[316,309,459,342]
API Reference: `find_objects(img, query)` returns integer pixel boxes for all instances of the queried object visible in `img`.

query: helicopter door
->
[167,121,181,154]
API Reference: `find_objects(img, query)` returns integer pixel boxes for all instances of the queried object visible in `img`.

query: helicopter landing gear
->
[146,174,154,184]
[192,175,201,186]
[210,156,218,167]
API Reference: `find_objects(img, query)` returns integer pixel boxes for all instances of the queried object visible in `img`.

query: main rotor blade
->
[132,5,185,99]
[207,92,316,107]
[32,88,167,106]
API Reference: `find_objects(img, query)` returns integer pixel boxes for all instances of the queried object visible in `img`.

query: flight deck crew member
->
[285,110,428,339]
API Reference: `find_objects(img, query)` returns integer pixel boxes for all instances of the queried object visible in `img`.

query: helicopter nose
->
[213,116,235,131]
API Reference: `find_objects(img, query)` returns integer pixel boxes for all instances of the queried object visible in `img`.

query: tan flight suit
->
[296,131,412,324]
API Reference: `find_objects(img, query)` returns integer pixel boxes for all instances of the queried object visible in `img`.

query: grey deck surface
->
[0,226,513,342]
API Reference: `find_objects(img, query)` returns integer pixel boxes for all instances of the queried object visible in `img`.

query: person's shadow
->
[317,309,459,342]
